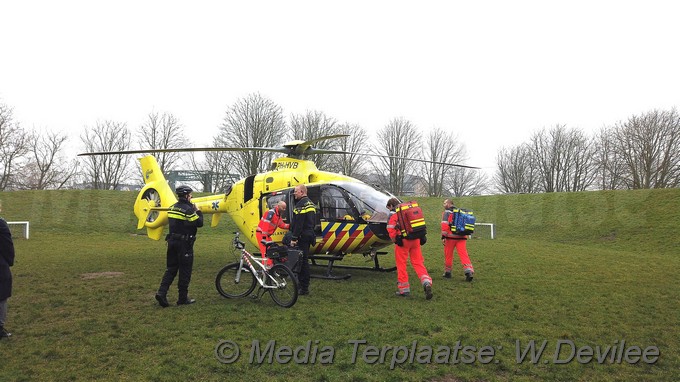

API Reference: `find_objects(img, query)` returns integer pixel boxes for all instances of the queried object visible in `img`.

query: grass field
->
[0,189,678,381]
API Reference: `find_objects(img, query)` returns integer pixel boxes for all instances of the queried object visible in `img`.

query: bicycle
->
[215,232,299,308]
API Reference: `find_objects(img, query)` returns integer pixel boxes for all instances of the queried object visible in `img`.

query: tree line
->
[2,94,678,195]
[494,108,680,193]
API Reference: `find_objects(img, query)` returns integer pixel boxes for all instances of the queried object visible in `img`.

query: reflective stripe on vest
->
[168,207,199,221]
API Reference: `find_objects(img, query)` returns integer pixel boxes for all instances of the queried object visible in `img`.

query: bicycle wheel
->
[215,262,257,298]
[268,264,299,308]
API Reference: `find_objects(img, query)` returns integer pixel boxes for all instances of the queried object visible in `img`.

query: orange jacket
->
[387,212,400,242]
[257,206,289,236]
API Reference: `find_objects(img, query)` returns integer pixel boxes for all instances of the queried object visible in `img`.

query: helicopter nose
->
[367,222,391,241]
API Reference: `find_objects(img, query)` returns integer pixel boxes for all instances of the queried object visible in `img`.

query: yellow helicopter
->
[80,135,478,279]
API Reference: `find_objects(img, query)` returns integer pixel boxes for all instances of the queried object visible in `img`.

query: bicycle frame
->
[216,232,298,308]
[235,248,283,290]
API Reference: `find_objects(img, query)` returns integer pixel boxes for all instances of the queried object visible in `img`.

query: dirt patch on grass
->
[81,272,124,279]
[430,377,468,382]
[600,231,617,241]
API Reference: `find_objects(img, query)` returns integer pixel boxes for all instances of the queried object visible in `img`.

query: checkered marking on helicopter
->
[313,222,375,253]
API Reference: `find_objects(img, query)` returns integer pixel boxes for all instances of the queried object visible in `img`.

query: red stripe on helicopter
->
[329,222,370,253]
[354,229,375,251]
[338,225,368,253]
[311,222,338,252]
[326,227,349,253]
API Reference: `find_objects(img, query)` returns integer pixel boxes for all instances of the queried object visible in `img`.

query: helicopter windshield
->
[336,182,393,223]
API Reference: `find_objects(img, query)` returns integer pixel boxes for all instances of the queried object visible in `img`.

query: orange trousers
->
[256,232,274,268]
[444,238,474,273]
[395,238,432,294]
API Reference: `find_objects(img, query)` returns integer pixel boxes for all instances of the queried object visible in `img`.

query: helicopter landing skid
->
[309,255,352,280]
[309,252,395,280]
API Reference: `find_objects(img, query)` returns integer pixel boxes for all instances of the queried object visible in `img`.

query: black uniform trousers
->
[158,239,194,300]
[297,237,312,292]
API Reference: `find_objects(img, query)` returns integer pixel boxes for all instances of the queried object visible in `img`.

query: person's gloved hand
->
[395,236,403,247]
[420,236,427,245]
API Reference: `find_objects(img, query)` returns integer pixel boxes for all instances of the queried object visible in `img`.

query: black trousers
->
[158,239,194,299]
[297,238,312,291]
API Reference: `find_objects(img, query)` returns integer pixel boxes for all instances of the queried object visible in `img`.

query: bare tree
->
[186,140,240,193]
[423,128,465,196]
[494,143,539,193]
[612,109,680,189]
[0,103,29,190]
[592,126,624,190]
[20,129,77,189]
[373,117,422,195]
[447,167,488,196]
[559,128,597,192]
[529,124,597,192]
[80,120,133,189]
[217,93,285,176]
[329,123,368,179]
[288,110,340,171]
[137,111,186,173]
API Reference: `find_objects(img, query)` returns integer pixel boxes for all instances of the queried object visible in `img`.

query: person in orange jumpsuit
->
[386,197,433,300]
[256,201,290,267]
[441,198,474,281]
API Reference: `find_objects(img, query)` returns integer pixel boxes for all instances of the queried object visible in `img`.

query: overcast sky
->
[2,1,679,174]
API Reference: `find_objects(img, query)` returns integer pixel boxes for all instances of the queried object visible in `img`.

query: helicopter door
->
[305,186,323,235]
[279,186,323,236]
[260,192,289,225]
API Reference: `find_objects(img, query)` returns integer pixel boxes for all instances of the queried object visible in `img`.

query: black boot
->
[155,293,169,308]
[0,327,11,339]
[177,298,196,305]
[424,283,433,300]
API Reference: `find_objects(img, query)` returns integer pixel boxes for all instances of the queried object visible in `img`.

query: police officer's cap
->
[175,185,193,197]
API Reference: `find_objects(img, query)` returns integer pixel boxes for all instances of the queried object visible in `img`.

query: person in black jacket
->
[289,184,316,295]
[155,186,204,307]
[0,199,15,338]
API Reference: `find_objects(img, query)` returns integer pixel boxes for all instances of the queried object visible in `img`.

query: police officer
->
[289,184,316,296]
[0,199,15,338]
[155,186,204,307]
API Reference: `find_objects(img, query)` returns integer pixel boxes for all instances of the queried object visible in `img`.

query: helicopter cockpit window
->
[319,186,353,221]
[349,194,375,222]
[340,182,392,222]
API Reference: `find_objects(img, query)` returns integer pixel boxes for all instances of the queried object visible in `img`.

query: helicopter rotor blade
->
[77,134,479,169]
[310,150,481,169]
[363,153,481,170]
[78,135,351,157]
[78,146,288,156]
